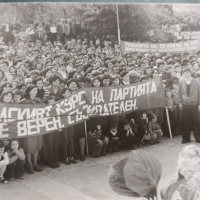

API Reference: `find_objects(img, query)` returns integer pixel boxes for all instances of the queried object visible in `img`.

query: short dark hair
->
[49,75,61,84]
[17,83,26,90]
[60,79,66,85]
[150,69,160,78]
[147,113,156,122]
[101,74,111,82]
[173,79,179,85]
[33,76,43,85]
[9,138,21,149]
[13,90,23,97]
[182,67,191,74]
[91,76,102,87]
[0,91,13,102]
[67,78,79,88]
[120,71,128,78]
[61,87,72,95]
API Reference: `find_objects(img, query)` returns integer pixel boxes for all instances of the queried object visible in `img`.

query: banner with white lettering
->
[0,77,166,139]
[120,40,200,53]
[174,31,200,40]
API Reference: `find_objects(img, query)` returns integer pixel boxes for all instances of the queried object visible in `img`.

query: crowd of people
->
[0,18,200,185]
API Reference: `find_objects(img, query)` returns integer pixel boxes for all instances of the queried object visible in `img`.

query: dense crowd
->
[162,15,200,33]
[0,18,200,184]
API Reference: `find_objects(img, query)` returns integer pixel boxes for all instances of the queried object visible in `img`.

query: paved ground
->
[1,135,199,200]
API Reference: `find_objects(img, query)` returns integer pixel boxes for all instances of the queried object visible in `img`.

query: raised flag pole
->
[84,121,89,156]
[116,4,121,45]
[165,107,173,139]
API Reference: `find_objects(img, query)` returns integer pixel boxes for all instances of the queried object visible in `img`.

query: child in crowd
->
[120,120,136,150]
[4,139,25,180]
[136,113,148,146]
[13,90,23,103]
[107,124,121,153]
[0,140,9,183]
[88,124,108,157]
[147,113,163,144]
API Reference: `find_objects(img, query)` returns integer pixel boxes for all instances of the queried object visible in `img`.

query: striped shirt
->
[89,130,103,140]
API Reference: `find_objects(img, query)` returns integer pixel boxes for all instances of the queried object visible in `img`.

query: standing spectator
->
[179,67,200,143]
[67,79,86,161]
[19,85,44,174]
[44,96,60,168]
[50,23,57,46]
[60,88,77,165]
[47,75,63,102]
[35,23,46,44]
[65,19,70,39]
[1,19,12,44]
[26,24,36,43]
[45,21,51,42]
[57,19,66,43]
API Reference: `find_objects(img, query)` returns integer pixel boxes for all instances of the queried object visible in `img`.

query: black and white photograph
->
[0,2,200,200]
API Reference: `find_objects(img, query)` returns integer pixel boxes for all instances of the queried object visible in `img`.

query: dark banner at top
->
[0,77,166,139]
[120,40,200,53]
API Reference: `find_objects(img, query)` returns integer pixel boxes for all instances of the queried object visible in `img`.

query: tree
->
[0,3,174,42]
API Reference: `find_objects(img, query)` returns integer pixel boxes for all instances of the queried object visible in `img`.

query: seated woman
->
[0,140,9,183]
[147,113,163,144]
[4,139,25,180]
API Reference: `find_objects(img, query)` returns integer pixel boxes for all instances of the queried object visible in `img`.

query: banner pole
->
[165,107,173,139]
[84,121,89,156]
[116,4,121,45]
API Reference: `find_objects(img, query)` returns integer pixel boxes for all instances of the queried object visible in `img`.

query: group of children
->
[88,112,163,158]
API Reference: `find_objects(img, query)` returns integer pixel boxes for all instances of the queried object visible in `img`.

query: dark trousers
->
[135,130,146,144]
[121,135,135,149]
[50,33,57,45]
[182,104,200,142]
[29,34,36,43]
[173,107,182,135]
[108,139,121,151]
[46,32,51,42]
[44,131,60,165]
[59,33,66,44]
[2,32,11,44]
[60,127,74,159]
[4,159,25,178]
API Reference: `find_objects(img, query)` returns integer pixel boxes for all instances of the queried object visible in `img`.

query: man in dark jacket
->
[57,19,66,43]
[1,19,12,44]
[179,67,200,143]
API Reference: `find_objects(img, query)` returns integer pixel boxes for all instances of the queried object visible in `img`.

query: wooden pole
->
[84,121,89,156]
[116,4,121,45]
[165,107,173,139]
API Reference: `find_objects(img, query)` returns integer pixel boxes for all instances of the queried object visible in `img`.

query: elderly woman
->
[19,84,44,174]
